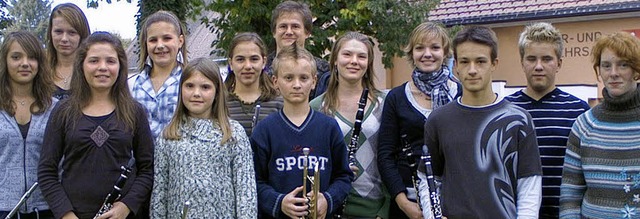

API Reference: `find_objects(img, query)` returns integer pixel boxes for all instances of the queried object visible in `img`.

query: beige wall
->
[383,17,640,94]
[387,55,414,89]
[494,17,639,95]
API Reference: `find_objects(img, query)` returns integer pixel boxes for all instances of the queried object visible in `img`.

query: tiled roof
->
[126,10,222,72]
[185,10,221,60]
[429,0,640,26]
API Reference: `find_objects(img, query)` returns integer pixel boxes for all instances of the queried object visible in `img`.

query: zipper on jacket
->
[22,137,29,213]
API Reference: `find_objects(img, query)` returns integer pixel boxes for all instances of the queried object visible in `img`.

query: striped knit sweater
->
[560,86,640,219]
[227,93,284,136]
[506,88,590,218]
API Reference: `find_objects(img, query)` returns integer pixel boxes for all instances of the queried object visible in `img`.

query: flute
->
[4,182,38,219]
[93,159,135,219]
[421,145,442,219]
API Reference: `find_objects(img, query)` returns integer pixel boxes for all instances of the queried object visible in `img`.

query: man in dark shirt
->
[422,26,542,218]
[264,1,330,99]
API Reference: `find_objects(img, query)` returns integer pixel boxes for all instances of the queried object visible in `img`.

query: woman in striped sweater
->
[560,32,640,219]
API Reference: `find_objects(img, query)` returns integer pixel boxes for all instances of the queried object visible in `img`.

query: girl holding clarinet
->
[310,31,389,219]
[38,32,154,219]
[377,22,461,219]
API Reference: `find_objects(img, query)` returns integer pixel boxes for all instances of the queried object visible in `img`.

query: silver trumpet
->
[181,201,190,219]
[4,182,38,219]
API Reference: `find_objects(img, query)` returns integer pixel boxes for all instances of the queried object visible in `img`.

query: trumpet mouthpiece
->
[303,147,310,156]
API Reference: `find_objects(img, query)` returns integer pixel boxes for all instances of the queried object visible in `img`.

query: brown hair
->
[404,22,451,67]
[452,25,499,63]
[0,31,54,115]
[46,3,90,74]
[163,58,233,144]
[225,32,278,100]
[56,32,138,131]
[138,10,188,72]
[322,31,381,114]
[270,0,313,34]
[591,32,640,80]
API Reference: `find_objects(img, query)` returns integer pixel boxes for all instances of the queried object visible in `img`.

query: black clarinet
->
[93,159,135,219]
[4,182,38,219]
[252,101,261,128]
[334,88,368,218]
[401,134,422,210]
[421,145,442,219]
[348,88,368,166]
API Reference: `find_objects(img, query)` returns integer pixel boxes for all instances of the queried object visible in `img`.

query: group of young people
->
[409,19,640,219]
[1,1,640,219]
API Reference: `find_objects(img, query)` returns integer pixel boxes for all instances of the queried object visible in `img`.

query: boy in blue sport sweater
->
[251,44,353,218]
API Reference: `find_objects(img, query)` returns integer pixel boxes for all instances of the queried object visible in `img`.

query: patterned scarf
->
[411,65,452,109]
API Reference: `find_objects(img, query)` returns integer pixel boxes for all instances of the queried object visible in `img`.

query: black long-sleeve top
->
[377,83,429,199]
[38,102,154,219]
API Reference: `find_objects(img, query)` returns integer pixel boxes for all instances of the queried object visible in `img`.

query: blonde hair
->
[272,44,317,77]
[322,31,381,114]
[163,58,232,144]
[404,22,450,67]
[518,22,563,60]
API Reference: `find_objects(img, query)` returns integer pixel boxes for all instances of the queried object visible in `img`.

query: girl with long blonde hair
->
[152,58,256,218]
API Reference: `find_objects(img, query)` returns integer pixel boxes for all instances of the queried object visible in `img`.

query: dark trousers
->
[0,210,54,219]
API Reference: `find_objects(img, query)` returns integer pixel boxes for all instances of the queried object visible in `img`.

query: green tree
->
[5,0,51,42]
[135,0,189,35]
[88,0,441,67]
[192,0,441,67]
[0,0,12,36]
[112,32,133,49]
